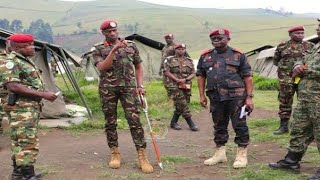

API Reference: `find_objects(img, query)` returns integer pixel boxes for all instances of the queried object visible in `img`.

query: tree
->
[25,19,53,43]
[10,19,23,32]
[0,19,10,30]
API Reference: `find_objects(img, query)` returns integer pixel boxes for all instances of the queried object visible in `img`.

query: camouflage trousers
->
[208,97,249,147]
[168,88,191,118]
[0,105,4,134]
[6,103,40,166]
[288,101,320,155]
[278,82,298,120]
[99,87,146,150]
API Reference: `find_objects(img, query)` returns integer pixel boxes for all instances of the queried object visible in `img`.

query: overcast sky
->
[61,0,320,14]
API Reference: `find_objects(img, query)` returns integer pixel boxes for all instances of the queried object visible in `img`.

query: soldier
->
[197,28,254,168]
[0,34,57,179]
[163,43,199,131]
[273,26,315,135]
[91,19,153,173]
[159,33,176,76]
[269,21,320,180]
[0,37,11,135]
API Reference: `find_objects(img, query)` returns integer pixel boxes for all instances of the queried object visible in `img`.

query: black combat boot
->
[12,160,22,180]
[184,117,199,131]
[308,169,320,180]
[268,151,302,172]
[21,165,42,180]
[170,113,181,130]
[273,119,289,135]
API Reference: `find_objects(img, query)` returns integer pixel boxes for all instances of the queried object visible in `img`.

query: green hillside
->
[0,0,318,57]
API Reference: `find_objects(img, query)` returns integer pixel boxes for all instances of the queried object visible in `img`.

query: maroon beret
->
[100,20,117,30]
[174,43,186,49]
[288,26,304,33]
[209,28,230,37]
[7,34,34,43]
[164,33,174,38]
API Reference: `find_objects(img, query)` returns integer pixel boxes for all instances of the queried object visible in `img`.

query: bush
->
[253,74,278,90]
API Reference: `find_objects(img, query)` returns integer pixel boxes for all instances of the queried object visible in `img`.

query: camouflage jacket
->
[163,55,195,88]
[0,51,44,105]
[0,50,8,98]
[294,42,320,102]
[273,40,314,83]
[196,46,252,101]
[160,43,176,74]
[91,40,142,88]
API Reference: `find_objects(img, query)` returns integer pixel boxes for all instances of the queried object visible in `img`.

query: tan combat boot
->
[109,147,121,169]
[204,146,227,165]
[233,147,248,168]
[137,148,154,173]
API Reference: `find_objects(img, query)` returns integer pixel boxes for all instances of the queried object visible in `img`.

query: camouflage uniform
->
[196,47,252,147]
[0,51,44,166]
[163,55,194,118]
[92,40,146,149]
[273,40,314,121]
[0,51,8,134]
[289,42,320,155]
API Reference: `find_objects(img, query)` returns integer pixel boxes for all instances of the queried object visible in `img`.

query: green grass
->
[162,155,192,163]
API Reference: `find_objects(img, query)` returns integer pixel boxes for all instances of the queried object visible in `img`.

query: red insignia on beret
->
[164,33,173,38]
[209,28,230,37]
[100,20,117,30]
[288,26,304,33]
[7,33,34,43]
[174,43,186,49]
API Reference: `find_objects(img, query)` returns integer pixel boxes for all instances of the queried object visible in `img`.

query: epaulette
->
[126,40,134,44]
[186,57,193,61]
[277,41,287,47]
[7,53,16,60]
[201,49,213,56]
[166,55,174,60]
[231,47,243,54]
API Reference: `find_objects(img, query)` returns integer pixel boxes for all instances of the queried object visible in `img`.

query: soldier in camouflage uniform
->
[159,33,176,76]
[197,29,253,168]
[269,21,320,180]
[91,19,153,173]
[0,34,57,180]
[163,43,199,131]
[273,26,315,135]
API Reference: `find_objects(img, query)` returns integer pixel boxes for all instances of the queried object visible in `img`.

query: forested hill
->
[0,0,319,57]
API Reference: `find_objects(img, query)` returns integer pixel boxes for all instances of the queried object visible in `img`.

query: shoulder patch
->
[231,48,243,54]
[7,53,16,60]
[5,61,15,69]
[201,49,213,56]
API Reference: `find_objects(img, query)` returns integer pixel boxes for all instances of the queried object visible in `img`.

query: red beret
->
[288,26,304,33]
[209,28,230,37]
[100,20,117,30]
[164,33,174,38]
[8,34,34,43]
[174,43,186,49]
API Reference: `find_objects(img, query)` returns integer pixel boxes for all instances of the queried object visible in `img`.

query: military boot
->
[269,151,302,172]
[137,148,153,173]
[170,113,181,130]
[273,119,289,135]
[21,165,38,180]
[185,117,199,131]
[204,146,227,165]
[308,169,320,180]
[12,160,22,180]
[233,147,248,168]
[109,147,121,169]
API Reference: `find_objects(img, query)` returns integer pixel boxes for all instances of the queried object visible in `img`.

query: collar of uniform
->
[11,51,36,66]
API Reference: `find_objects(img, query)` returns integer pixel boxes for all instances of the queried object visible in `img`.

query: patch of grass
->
[127,172,144,180]
[36,164,63,176]
[229,163,308,180]
[162,155,192,163]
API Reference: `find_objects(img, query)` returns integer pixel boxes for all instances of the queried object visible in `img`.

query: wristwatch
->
[138,84,144,88]
[247,94,254,98]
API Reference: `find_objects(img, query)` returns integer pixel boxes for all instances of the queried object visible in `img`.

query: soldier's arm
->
[135,63,144,88]
[96,40,126,71]
[186,61,195,81]
[273,46,282,66]
[196,56,207,108]
[163,60,181,83]
[5,82,57,102]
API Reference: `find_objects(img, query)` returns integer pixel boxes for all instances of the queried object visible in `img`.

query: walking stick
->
[138,94,163,170]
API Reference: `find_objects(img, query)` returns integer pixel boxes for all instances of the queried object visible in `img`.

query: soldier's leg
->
[269,101,311,171]
[0,104,4,134]
[120,88,153,173]
[274,83,295,134]
[168,88,182,130]
[8,106,41,179]
[204,100,228,165]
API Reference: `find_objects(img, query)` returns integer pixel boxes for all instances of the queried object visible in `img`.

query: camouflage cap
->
[174,43,186,49]
[164,33,174,38]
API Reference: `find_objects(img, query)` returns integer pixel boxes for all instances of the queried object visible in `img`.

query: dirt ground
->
[0,108,316,180]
